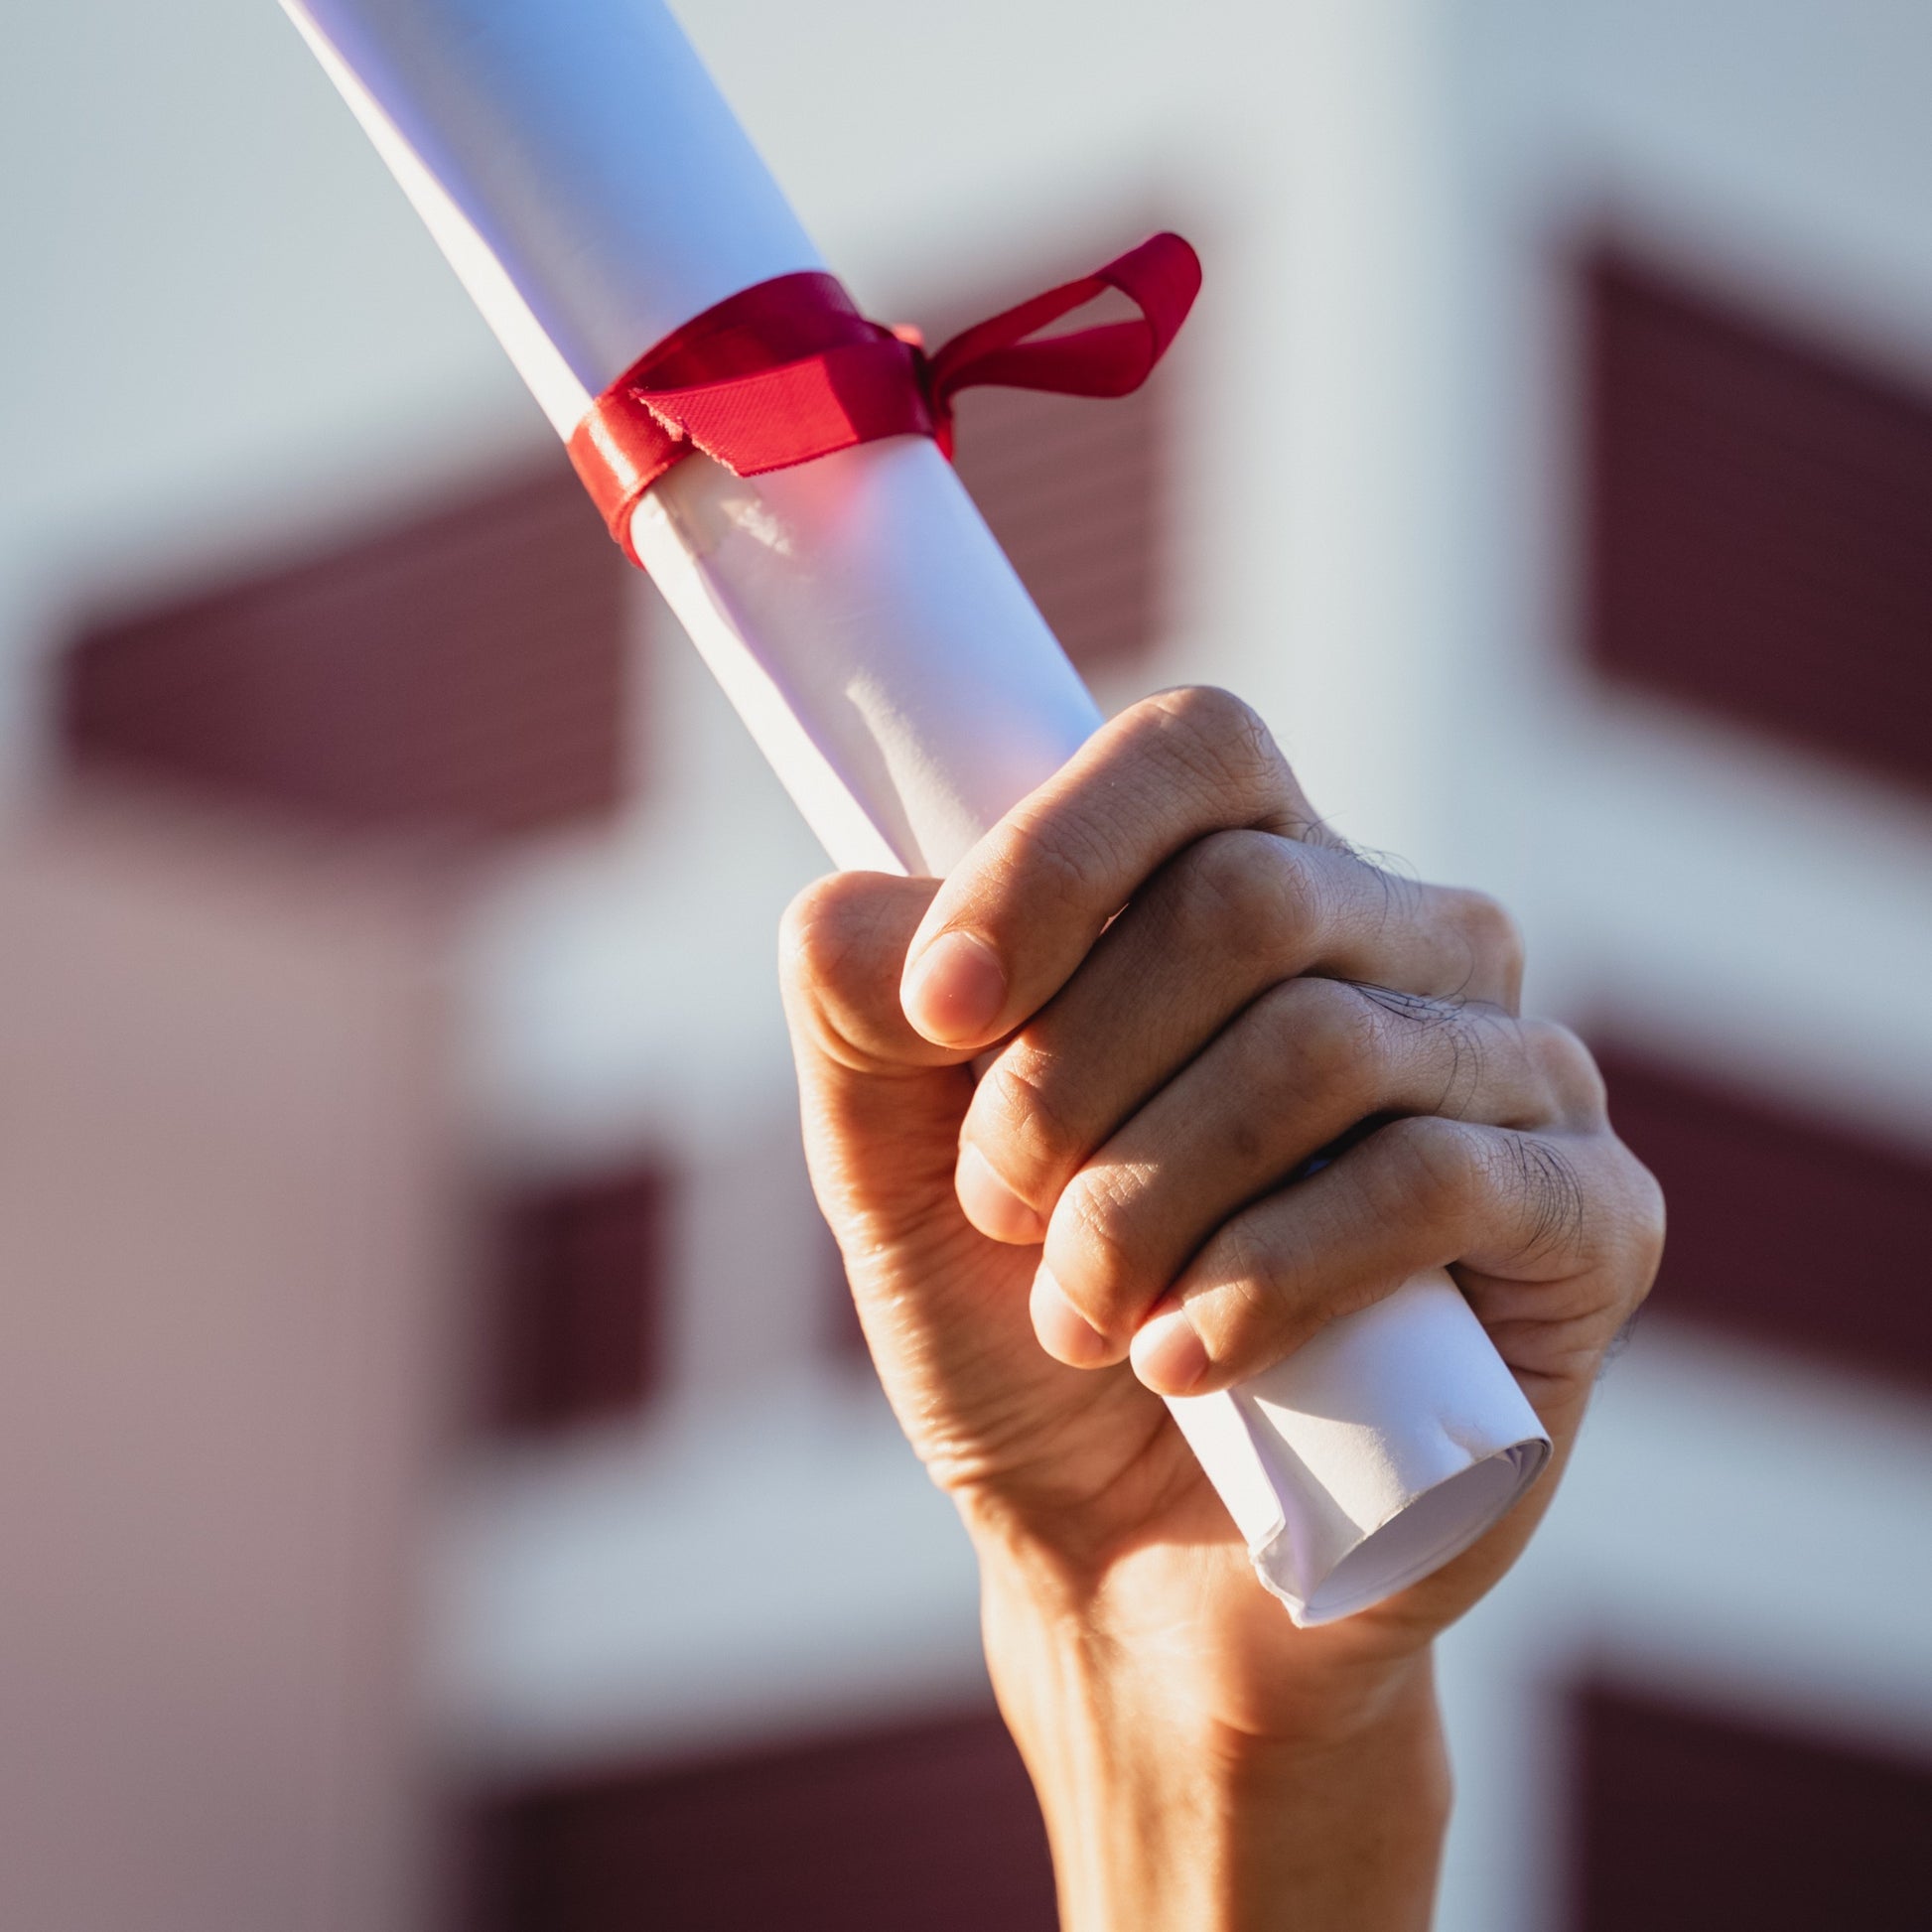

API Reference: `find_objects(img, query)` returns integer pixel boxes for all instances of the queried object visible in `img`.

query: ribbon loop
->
[568,233,1201,564]
[924,231,1202,420]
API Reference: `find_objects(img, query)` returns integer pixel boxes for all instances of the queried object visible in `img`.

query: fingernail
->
[1130,1299,1209,1396]
[901,930,1007,1044]
[955,1143,1046,1244]
[1031,1268,1109,1367]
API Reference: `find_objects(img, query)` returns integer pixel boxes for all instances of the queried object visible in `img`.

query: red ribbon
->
[567,232,1201,564]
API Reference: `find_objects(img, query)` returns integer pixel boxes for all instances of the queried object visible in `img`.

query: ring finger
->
[1029,984,1597,1364]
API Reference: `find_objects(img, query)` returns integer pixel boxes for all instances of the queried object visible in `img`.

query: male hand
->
[779,688,1662,1930]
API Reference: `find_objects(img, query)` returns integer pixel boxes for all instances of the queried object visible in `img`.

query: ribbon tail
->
[926,231,1202,415]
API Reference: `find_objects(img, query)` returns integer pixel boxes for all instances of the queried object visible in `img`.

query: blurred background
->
[4,0,1930,1927]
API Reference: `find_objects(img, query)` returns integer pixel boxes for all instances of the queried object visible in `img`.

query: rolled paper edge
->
[1169,1272,1553,1626]
[1258,1437,1553,1628]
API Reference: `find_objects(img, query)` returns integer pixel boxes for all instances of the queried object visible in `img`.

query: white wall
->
[0,799,457,1932]
[5,2,1931,1926]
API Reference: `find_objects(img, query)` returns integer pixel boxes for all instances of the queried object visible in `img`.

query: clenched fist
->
[780,687,1662,1932]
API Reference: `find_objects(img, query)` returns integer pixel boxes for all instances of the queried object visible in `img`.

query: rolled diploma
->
[285,0,1550,1625]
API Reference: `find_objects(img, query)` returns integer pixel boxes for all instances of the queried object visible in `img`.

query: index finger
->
[898,686,1326,1047]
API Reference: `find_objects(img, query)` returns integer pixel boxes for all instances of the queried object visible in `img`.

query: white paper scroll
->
[285,0,1549,1624]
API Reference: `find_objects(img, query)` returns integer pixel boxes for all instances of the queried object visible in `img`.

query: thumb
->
[780,871,966,1075]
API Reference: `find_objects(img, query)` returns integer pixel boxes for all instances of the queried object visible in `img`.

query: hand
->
[779,688,1662,1931]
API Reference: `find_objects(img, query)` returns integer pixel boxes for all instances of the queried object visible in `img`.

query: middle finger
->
[957,827,1524,1242]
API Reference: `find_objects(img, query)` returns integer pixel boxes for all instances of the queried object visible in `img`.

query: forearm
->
[980,1562,1450,1932]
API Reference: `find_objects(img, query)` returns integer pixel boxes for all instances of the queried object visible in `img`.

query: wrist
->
[973,1539,1450,1932]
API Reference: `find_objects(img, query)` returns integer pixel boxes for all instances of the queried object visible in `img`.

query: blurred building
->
[3,2,1930,1929]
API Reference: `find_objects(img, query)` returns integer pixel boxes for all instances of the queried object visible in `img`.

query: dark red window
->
[1583,245,1932,795]
[62,458,632,843]
[1573,1682,1932,1932]
[464,1709,1056,1932]
[949,376,1168,673]
[487,1165,667,1436]
[1594,1044,1932,1392]
[931,251,1173,674]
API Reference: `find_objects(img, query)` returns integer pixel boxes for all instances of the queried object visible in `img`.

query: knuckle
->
[1265,975,1384,1096]
[972,1047,1082,1188]
[778,873,938,1069]
[1178,826,1282,923]
[1443,888,1526,992]
[778,872,888,996]
[1185,1212,1350,1377]
[1612,1143,1668,1296]
[1148,685,1285,803]
[1154,681,1266,748]
[1174,829,1325,965]
[1189,1217,1295,1356]
[1520,1018,1608,1122]
[1380,1114,1486,1225]
[1052,1168,1148,1326]
[1001,797,1124,910]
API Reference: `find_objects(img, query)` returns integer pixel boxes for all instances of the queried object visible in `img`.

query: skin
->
[779,687,1664,1931]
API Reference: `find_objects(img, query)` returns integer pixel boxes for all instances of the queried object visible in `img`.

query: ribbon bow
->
[568,232,1202,564]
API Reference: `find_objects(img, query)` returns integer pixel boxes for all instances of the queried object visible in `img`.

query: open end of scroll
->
[1294,1441,1551,1627]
